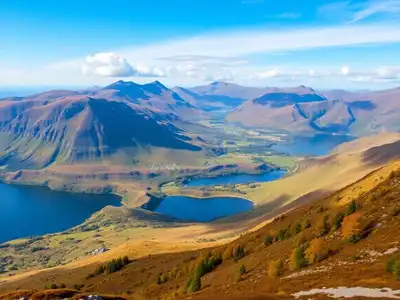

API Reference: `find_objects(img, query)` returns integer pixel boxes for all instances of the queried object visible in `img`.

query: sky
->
[1,0,400,89]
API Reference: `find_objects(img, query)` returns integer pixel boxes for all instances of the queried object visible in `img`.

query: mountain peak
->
[142,80,169,95]
[104,80,140,90]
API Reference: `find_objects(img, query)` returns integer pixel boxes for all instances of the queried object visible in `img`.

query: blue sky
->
[1,0,400,89]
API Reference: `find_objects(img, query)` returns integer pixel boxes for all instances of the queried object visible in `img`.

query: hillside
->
[227,86,400,136]
[0,95,202,170]
[1,158,400,299]
[173,82,267,111]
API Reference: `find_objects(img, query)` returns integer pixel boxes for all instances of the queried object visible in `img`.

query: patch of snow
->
[293,287,400,299]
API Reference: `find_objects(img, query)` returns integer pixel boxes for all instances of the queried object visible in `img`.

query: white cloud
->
[348,66,400,82]
[341,65,350,75]
[81,52,164,77]
[256,69,284,79]
[352,0,400,22]
[318,0,400,23]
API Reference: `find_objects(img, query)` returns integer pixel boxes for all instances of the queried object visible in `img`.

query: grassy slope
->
[1,160,400,299]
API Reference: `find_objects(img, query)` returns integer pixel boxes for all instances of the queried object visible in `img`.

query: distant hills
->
[173,81,267,111]
[226,85,400,136]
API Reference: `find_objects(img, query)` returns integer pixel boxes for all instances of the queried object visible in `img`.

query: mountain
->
[97,80,206,120]
[173,82,267,111]
[228,86,400,136]
[0,94,201,170]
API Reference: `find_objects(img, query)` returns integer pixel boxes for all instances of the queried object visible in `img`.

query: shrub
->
[305,238,330,264]
[222,246,233,261]
[187,274,201,292]
[341,212,361,240]
[240,264,247,275]
[290,247,308,270]
[386,256,397,273]
[233,245,245,261]
[275,228,288,241]
[269,259,284,278]
[317,215,330,237]
[293,222,302,235]
[395,261,400,280]
[345,200,357,216]
[264,235,273,246]
[332,212,345,230]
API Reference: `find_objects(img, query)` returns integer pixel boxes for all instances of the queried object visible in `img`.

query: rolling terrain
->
[1,140,400,299]
[227,85,400,136]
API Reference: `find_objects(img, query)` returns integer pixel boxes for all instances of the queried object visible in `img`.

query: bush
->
[386,256,397,273]
[305,238,330,264]
[345,200,357,216]
[187,274,201,292]
[302,219,311,230]
[293,222,302,235]
[269,259,284,278]
[332,212,345,230]
[290,247,308,270]
[233,245,245,261]
[240,264,247,275]
[317,215,330,237]
[264,235,273,246]
[275,228,288,241]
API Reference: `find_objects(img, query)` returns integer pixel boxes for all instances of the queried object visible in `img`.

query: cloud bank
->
[81,52,164,78]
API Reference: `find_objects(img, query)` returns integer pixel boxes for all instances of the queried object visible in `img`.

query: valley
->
[0,81,399,300]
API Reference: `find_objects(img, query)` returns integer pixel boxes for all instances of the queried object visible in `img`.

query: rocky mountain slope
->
[0,83,203,170]
[227,85,400,136]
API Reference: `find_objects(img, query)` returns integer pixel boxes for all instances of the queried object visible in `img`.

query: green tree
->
[332,212,345,230]
[290,247,308,270]
[187,274,201,292]
[345,200,357,216]
[395,261,400,280]
[387,256,397,273]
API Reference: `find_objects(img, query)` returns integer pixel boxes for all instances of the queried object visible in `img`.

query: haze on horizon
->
[2,0,400,90]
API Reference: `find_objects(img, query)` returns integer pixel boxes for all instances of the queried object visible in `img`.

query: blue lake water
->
[154,196,253,222]
[186,169,286,187]
[0,183,121,243]
[272,134,355,156]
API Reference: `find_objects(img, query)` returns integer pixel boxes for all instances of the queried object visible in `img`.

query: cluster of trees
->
[386,256,400,280]
[185,252,223,293]
[44,283,66,289]
[87,256,130,278]
[223,245,246,262]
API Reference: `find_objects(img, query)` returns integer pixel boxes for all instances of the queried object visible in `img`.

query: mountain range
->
[0,81,203,170]
[1,80,399,171]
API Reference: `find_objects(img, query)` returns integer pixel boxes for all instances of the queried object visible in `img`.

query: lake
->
[186,169,286,187]
[0,183,121,243]
[272,134,355,156]
[153,196,253,222]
